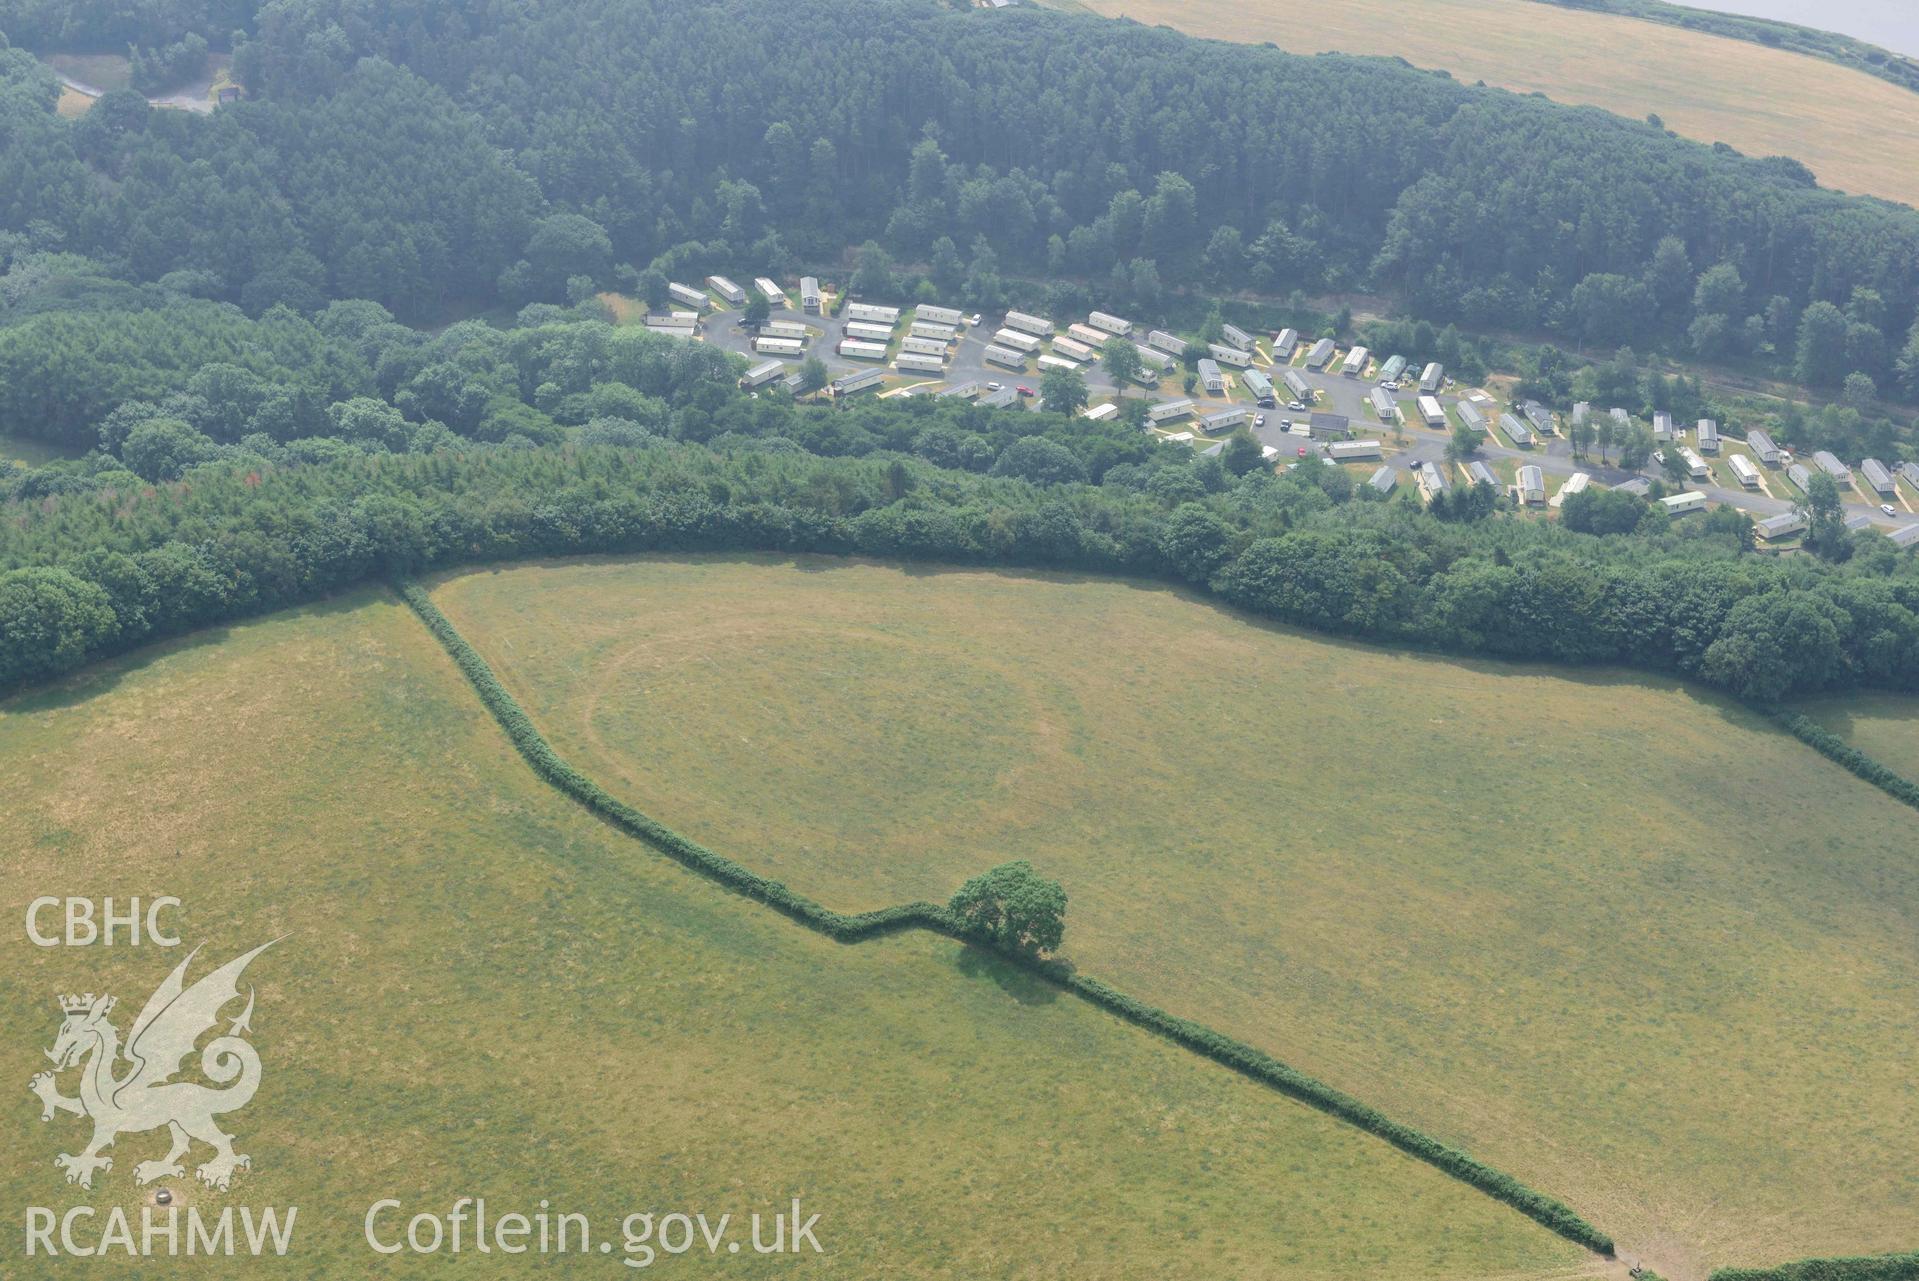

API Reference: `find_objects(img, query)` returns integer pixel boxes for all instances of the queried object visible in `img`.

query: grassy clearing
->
[0,589,1596,1279]
[1792,692,1919,782]
[1047,0,1919,209]
[41,51,133,93]
[1,433,81,467]
[56,85,95,117]
[432,555,1919,1279]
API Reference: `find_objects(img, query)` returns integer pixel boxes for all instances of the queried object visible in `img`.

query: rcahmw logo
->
[24,939,299,1259]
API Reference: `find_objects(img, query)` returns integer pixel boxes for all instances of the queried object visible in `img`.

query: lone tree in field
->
[949,861,1066,959]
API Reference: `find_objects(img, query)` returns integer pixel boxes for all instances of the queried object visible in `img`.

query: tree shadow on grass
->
[950,941,1061,1006]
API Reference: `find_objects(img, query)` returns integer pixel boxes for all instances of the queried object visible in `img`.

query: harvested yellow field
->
[433,555,1919,1280]
[1056,0,1919,209]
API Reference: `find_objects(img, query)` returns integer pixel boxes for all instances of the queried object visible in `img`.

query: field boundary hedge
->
[1765,710,1919,812]
[1710,1253,1919,1281]
[395,577,1615,1256]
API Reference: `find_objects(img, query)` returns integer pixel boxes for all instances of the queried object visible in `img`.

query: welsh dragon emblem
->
[29,940,279,1191]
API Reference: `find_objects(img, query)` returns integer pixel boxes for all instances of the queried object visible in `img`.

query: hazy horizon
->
[1672,0,1919,58]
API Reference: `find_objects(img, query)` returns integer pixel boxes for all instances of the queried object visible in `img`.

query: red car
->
[1296,445,1309,457]
[1016,385,1034,397]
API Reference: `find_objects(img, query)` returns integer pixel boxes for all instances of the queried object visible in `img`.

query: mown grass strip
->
[396,577,1616,1256]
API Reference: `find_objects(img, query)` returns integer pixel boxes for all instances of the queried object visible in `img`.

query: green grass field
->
[1793,692,1919,782]
[0,589,1599,1278]
[1044,0,1919,210]
[431,555,1919,1279]
[1,433,81,467]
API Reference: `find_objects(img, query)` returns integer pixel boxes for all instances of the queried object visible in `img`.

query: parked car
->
[1296,446,1309,457]
[1016,385,1033,397]
[985,381,1003,392]
[1882,503,1900,516]
[1253,414,1266,427]
[1287,400,1306,411]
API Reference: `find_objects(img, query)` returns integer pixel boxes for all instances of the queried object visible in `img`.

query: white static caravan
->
[893,352,947,375]
[1145,329,1187,356]
[1549,472,1591,508]
[1861,458,1897,496]
[843,321,895,343]
[1369,465,1397,494]
[1340,345,1371,377]
[1208,343,1254,369]
[1696,419,1721,453]
[753,277,787,305]
[843,302,900,325]
[669,281,709,309]
[1369,387,1398,420]
[916,304,962,326]
[983,345,1027,371]
[1327,440,1383,460]
[1273,328,1300,359]
[831,367,885,397]
[1037,355,1080,374]
[1500,413,1535,447]
[1418,362,1444,393]
[909,321,957,343]
[1087,311,1133,337]
[752,337,804,356]
[1679,446,1710,479]
[1220,323,1255,352]
[1050,336,1094,363]
[739,360,786,389]
[1377,354,1408,385]
[1417,395,1447,427]
[1306,338,1336,369]
[1813,450,1853,483]
[1083,403,1119,422]
[1756,512,1808,541]
[900,336,948,358]
[992,328,1043,353]
[1148,399,1197,424]
[799,277,821,314]
[1202,407,1250,433]
[1729,454,1762,488]
[1455,400,1486,432]
[1197,359,1226,393]
[1746,429,1781,465]
[837,339,889,361]
[1282,370,1311,401]
[1066,323,1111,349]
[1002,309,1054,337]
[1661,491,1707,515]
[760,320,807,339]
[1652,412,1674,442]
[1241,368,1276,405]
[643,321,696,338]
[1134,343,1175,372]
[1516,464,1546,505]
[707,275,747,305]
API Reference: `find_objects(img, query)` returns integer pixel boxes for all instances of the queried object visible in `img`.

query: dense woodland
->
[3,304,1917,706]
[2,0,1919,706]
[7,0,1919,420]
